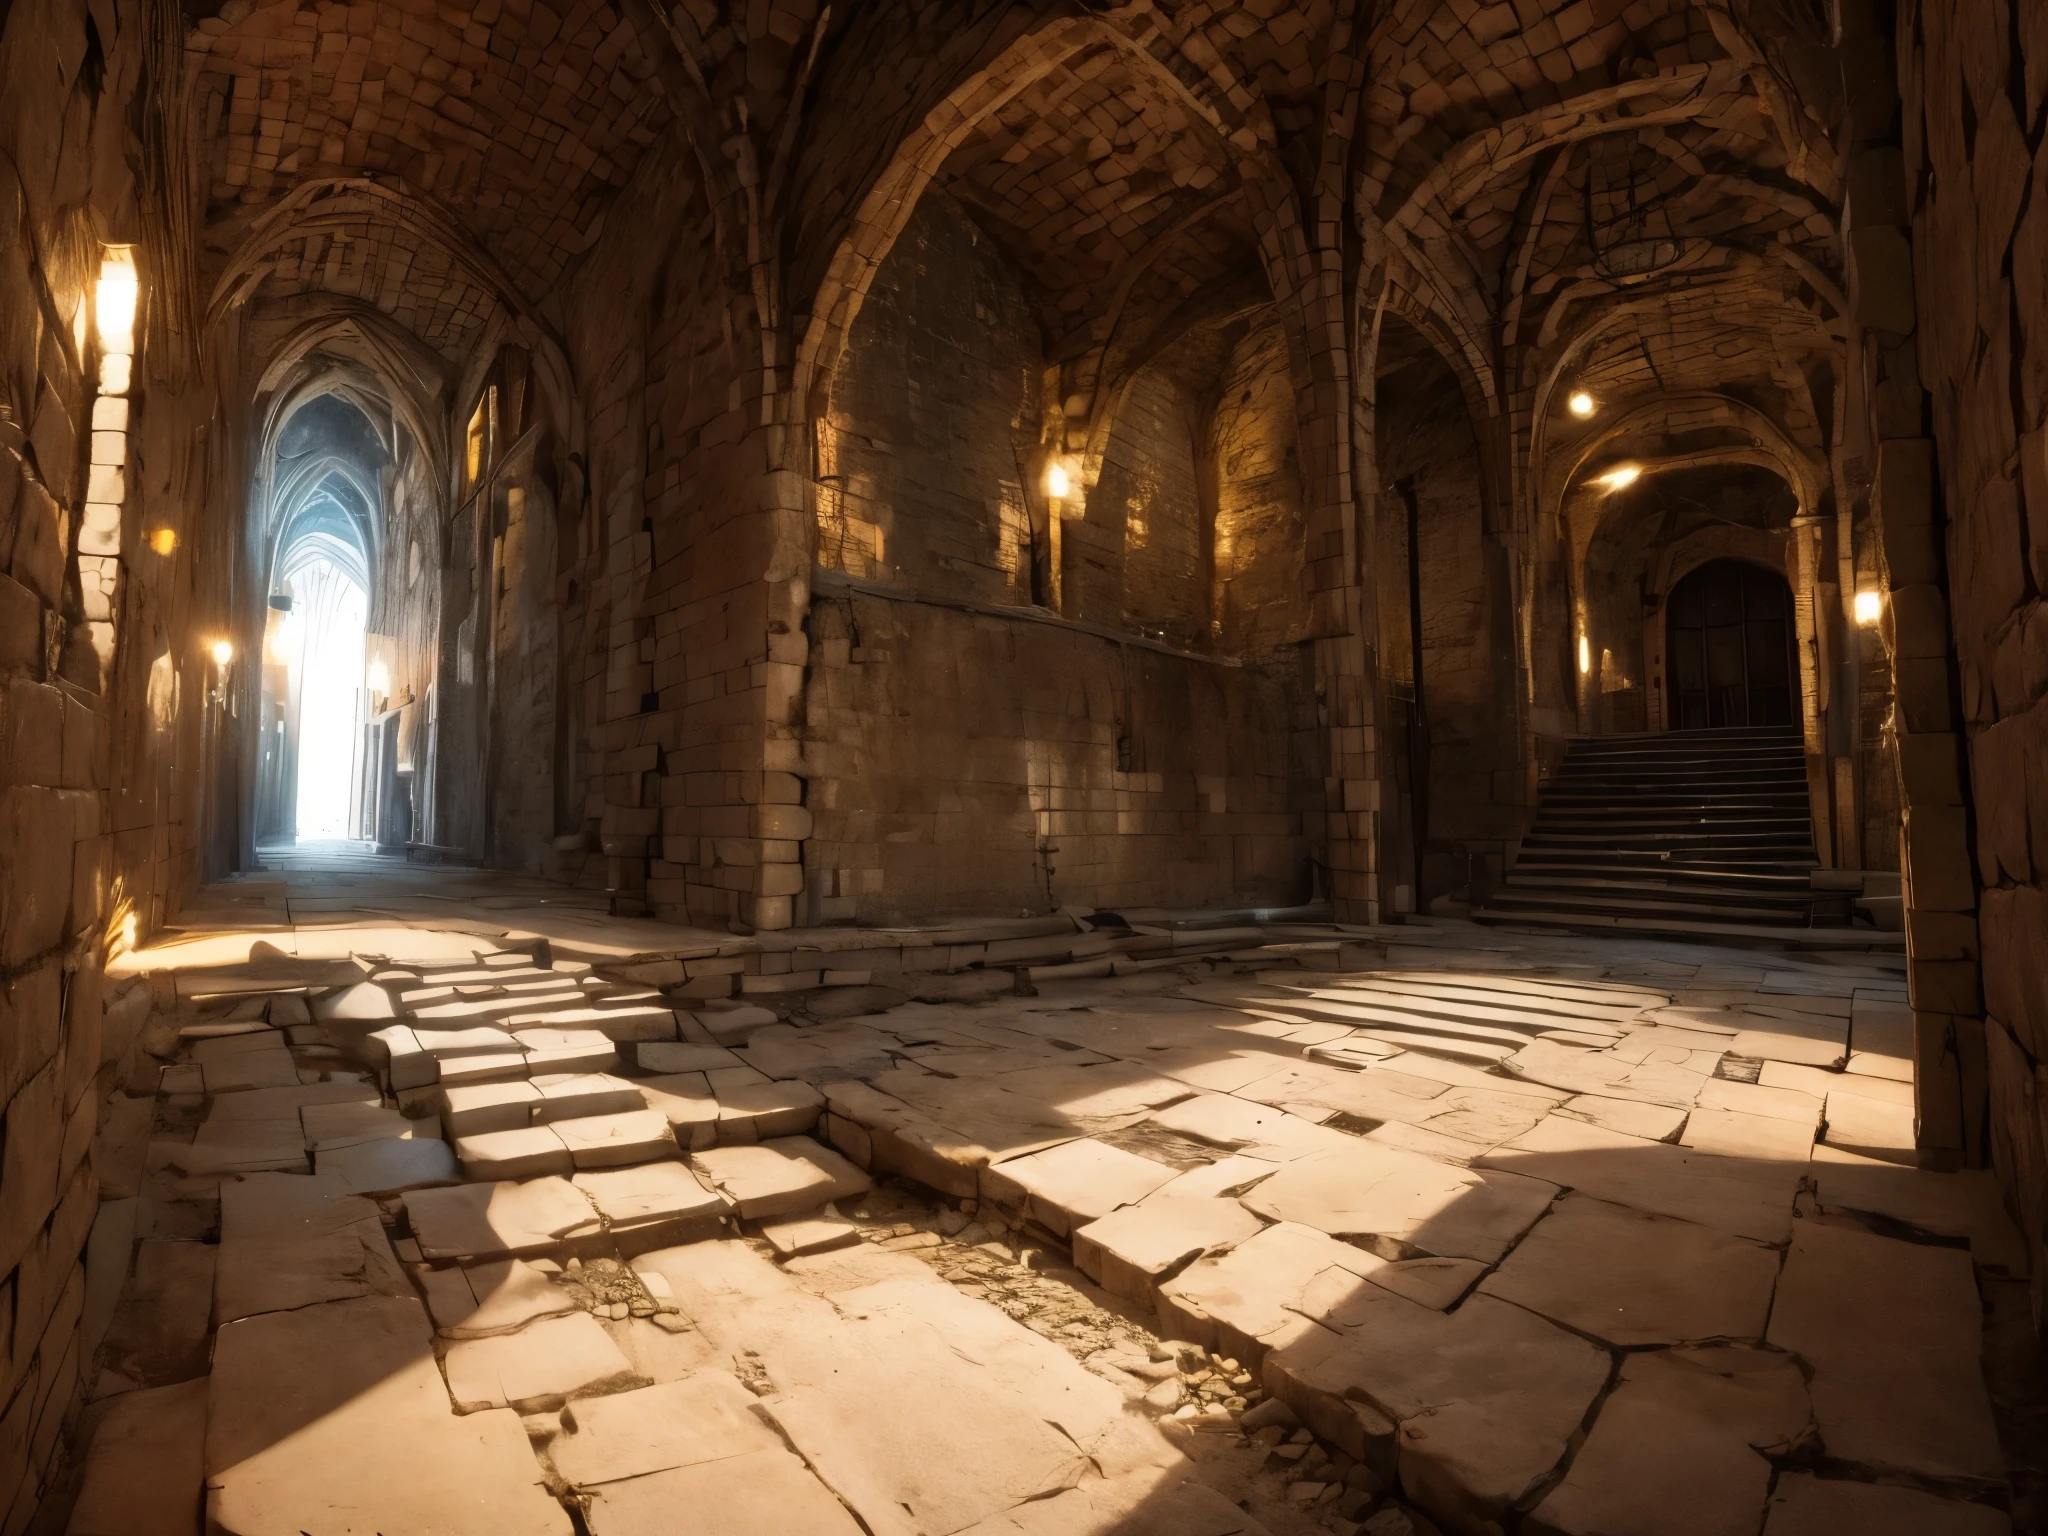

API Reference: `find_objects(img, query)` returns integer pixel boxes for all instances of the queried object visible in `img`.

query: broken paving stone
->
[95,1238,218,1396]
[1240,1140,1555,1263]
[1156,1220,1393,1368]
[1478,1195,1778,1345]
[1530,1347,1808,1536]
[551,1370,781,1485]
[66,1376,208,1536]
[368,1025,438,1090]
[299,1101,432,1151]
[1729,1012,1848,1070]
[214,1219,411,1323]
[316,1134,462,1195]
[1693,1076,1824,1127]
[406,1177,605,1261]
[980,1137,1179,1238]
[1266,1293,1609,1533]
[1477,1115,1798,1244]
[442,1259,579,1338]
[554,1108,677,1168]
[761,1212,862,1256]
[512,1028,619,1074]
[443,1079,543,1137]
[1821,1090,1916,1163]
[456,1125,575,1181]
[716,1078,825,1141]
[1806,1160,2028,1275]
[219,1172,382,1242]
[1766,1220,2004,1484]
[687,1003,777,1044]
[1555,1093,1687,1141]
[636,1072,720,1151]
[311,981,399,1022]
[1760,1472,2010,1535]
[1680,1105,1816,1163]
[1499,1039,1707,1108]
[573,1161,728,1243]
[634,1042,743,1073]
[206,1295,570,1535]
[583,1446,865,1536]
[1072,1196,1266,1302]
[531,1073,646,1124]
[691,1136,872,1219]
[444,1310,646,1412]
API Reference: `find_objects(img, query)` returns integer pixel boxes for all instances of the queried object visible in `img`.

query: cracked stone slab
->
[1073,1196,1267,1302]
[573,1162,729,1243]
[714,1078,825,1142]
[583,1447,866,1536]
[980,1137,1179,1237]
[550,1370,781,1486]
[205,1295,570,1535]
[214,1217,412,1324]
[1528,1347,1809,1536]
[1760,1473,2010,1535]
[1477,1115,1799,1243]
[443,1310,646,1412]
[1156,1219,1395,1368]
[456,1125,575,1181]
[299,1101,435,1151]
[1239,1139,1556,1262]
[1264,1292,1609,1533]
[1478,1195,1780,1345]
[691,1137,872,1219]
[315,1133,462,1195]
[555,1108,678,1169]
[531,1073,646,1124]
[443,1079,542,1137]
[67,1377,208,1536]
[442,1259,581,1339]
[406,1177,605,1262]
[636,1073,721,1151]
[1766,1221,2004,1484]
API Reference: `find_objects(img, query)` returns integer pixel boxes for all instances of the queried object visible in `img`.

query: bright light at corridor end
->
[211,639,234,666]
[1045,460,1071,499]
[1854,589,1884,625]
[95,246,138,356]
[1568,390,1596,418]
[1593,464,1641,491]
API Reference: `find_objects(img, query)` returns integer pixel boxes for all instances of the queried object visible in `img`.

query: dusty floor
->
[48,856,2039,1536]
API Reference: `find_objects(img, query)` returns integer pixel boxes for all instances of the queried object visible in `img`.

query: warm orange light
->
[148,528,177,556]
[1568,390,1596,418]
[1594,464,1641,491]
[1854,589,1883,625]
[211,639,234,666]
[95,247,138,355]
[1046,461,1071,499]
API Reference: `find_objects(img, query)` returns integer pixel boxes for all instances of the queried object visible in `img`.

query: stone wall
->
[0,0,224,1520]
[1897,0,2048,1311]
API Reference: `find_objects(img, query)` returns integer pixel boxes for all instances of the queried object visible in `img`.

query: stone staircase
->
[1476,725,1846,932]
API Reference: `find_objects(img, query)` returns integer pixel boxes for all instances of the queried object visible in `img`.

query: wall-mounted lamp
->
[1593,464,1641,491]
[1045,461,1071,499]
[1568,390,1596,418]
[1853,589,1883,625]
[211,639,235,666]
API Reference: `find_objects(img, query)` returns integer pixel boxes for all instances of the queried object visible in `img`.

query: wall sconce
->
[1853,589,1883,625]
[1568,390,1596,418]
[1045,460,1071,499]
[1593,464,1640,491]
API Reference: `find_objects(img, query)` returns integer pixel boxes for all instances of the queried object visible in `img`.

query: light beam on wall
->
[1577,634,1591,674]
[1593,464,1640,491]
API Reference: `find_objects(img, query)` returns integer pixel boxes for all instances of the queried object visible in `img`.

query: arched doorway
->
[1665,558,1796,728]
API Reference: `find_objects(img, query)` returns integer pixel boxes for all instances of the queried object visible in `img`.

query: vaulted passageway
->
[1,1,2046,1532]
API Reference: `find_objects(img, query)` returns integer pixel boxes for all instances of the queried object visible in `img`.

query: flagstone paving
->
[59,883,2033,1535]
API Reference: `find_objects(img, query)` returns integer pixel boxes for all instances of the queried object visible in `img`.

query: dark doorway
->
[1665,559,1796,728]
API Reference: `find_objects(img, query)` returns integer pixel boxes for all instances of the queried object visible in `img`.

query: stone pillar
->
[1840,6,1985,1161]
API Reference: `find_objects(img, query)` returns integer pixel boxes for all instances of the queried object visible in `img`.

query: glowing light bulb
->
[211,639,234,666]
[1577,635,1592,675]
[1594,464,1641,490]
[1046,461,1070,499]
[95,247,138,356]
[1853,589,1883,625]
[1568,390,1595,418]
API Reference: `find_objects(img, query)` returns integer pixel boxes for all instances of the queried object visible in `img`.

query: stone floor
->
[51,860,2042,1536]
